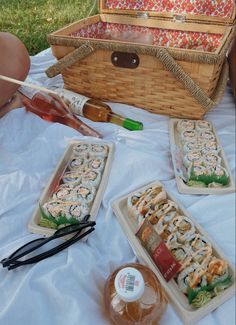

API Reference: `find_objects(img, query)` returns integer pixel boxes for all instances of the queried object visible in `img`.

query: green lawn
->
[0,0,98,55]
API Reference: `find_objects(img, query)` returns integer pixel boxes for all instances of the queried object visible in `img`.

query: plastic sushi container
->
[28,140,115,237]
[169,118,235,195]
[112,181,235,325]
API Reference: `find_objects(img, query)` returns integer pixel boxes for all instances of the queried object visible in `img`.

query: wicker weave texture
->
[59,49,223,119]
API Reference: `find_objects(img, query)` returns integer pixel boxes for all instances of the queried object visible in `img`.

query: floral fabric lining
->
[71,22,223,52]
[104,0,234,18]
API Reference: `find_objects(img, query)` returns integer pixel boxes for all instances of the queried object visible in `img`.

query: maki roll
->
[73,143,90,158]
[67,156,87,170]
[177,262,207,293]
[53,184,78,201]
[204,152,221,167]
[195,120,212,132]
[183,150,202,168]
[192,246,213,264]
[81,169,101,188]
[180,130,198,143]
[201,141,220,154]
[169,243,192,269]
[73,183,96,205]
[206,257,229,285]
[41,199,90,225]
[62,171,82,186]
[182,140,200,154]
[198,130,215,143]
[127,191,143,217]
[87,157,105,172]
[89,144,108,158]
[176,119,195,134]
[171,216,195,243]
[130,186,167,223]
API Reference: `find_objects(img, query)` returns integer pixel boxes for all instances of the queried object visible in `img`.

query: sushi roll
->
[201,140,220,154]
[203,152,221,167]
[41,199,89,224]
[61,201,90,221]
[89,144,108,158]
[206,257,229,285]
[73,143,90,158]
[171,216,195,243]
[87,157,105,172]
[169,243,192,269]
[182,139,200,154]
[53,184,78,201]
[209,165,229,186]
[176,119,195,134]
[177,262,207,293]
[192,246,213,264]
[73,183,96,205]
[198,130,215,143]
[154,210,178,236]
[183,150,202,168]
[195,120,212,132]
[62,171,82,186]
[180,130,198,143]
[81,168,101,188]
[187,164,211,186]
[165,233,178,248]
[187,233,212,252]
[130,186,167,223]
[67,156,87,170]
[127,191,143,217]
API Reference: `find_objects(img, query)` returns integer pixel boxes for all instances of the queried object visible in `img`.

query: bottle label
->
[136,219,181,282]
[55,89,89,117]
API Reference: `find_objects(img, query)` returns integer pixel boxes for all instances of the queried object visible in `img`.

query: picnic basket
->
[46,0,236,119]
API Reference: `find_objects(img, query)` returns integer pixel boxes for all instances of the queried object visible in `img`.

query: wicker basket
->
[46,0,236,119]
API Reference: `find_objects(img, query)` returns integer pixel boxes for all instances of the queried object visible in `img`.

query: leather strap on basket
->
[46,43,94,78]
[46,39,229,110]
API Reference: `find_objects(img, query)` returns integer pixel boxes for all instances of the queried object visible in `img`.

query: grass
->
[0,0,98,55]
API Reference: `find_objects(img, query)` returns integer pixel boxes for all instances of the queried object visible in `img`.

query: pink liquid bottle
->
[104,263,167,325]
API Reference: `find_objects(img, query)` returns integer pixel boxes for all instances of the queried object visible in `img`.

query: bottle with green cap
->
[103,263,167,325]
[55,88,143,131]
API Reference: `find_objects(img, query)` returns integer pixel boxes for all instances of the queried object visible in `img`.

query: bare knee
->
[0,32,30,107]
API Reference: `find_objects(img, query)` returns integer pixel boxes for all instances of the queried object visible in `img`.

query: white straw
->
[0,74,57,95]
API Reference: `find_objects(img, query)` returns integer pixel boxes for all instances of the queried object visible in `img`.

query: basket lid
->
[99,0,236,25]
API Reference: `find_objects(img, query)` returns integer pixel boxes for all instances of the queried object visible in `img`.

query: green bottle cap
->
[123,118,143,131]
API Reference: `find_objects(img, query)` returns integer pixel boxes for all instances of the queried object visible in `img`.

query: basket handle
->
[46,42,94,78]
[154,47,228,111]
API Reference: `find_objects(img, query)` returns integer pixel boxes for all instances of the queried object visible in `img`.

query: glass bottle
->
[21,91,102,138]
[55,88,143,131]
[104,263,167,325]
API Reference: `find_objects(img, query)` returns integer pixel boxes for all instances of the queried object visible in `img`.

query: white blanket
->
[0,49,235,325]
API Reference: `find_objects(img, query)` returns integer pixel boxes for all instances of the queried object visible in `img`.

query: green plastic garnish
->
[38,203,79,229]
[187,275,233,306]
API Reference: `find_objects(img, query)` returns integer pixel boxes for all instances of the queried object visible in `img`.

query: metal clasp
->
[173,14,186,22]
[136,12,149,19]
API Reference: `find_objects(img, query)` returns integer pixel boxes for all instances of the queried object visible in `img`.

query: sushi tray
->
[112,181,235,325]
[28,140,115,237]
[169,118,235,195]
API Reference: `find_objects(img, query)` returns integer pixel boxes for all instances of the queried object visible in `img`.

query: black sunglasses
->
[1,217,95,270]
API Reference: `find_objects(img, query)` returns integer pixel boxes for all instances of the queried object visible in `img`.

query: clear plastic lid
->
[114,267,145,302]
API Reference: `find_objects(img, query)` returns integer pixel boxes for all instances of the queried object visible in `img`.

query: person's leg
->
[0,32,30,114]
